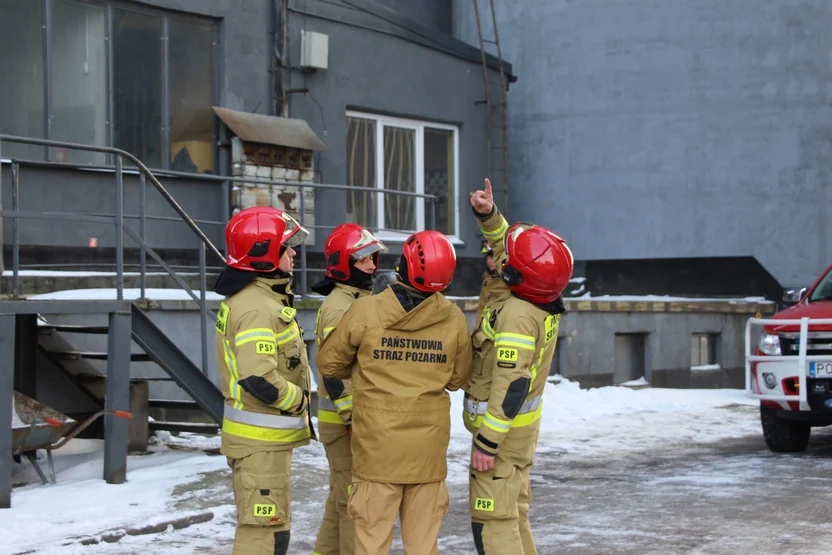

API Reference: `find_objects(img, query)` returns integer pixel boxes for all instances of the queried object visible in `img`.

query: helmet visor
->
[281,212,310,248]
[351,229,388,260]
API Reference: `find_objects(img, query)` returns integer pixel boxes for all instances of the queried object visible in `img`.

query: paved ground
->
[22,402,832,554]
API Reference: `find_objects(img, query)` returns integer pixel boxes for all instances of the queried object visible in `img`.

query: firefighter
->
[465,178,574,555]
[315,230,473,555]
[311,223,387,555]
[214,206,314,555]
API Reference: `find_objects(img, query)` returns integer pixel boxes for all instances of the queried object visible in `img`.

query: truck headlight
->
[758,333,782,356]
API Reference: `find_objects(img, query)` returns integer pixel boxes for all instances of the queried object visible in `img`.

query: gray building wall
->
[452,0,832,291]
[1,0,510,295]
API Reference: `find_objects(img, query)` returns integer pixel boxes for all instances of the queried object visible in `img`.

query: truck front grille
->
[780,334,832,356]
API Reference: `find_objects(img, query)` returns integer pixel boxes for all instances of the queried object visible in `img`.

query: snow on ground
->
[2,442,230,555]
[444,381,759,483]
[1,382,760,554]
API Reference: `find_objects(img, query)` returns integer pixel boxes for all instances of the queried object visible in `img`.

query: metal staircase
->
[471,0,510,214]
[0,135,227,509]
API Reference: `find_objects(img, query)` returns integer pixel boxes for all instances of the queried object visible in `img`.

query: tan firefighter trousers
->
[348,480,450,555]
[313,434,355,555]
[469,451,536,555]
[228,450,293,555]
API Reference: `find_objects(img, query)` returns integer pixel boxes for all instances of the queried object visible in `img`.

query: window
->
[169,19,215,173]
[0,1,216,172]
[691,333,719,367]
[345,111,459,240]
[809,266,832,303]
[52,0,108,165]
[113,8,163,168]
[0,0,45,160]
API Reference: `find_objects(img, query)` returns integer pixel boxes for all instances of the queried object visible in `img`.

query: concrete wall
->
[558,310,752,389]
[37,296,774,402]
[451,0,832,290]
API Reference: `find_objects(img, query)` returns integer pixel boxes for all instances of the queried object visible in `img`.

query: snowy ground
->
[5,382,830,554]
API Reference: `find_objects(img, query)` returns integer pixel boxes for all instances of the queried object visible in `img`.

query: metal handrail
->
[3,157,440,201]
[1,134,224,375]
[1,143,441,297]
[1,134,443,377]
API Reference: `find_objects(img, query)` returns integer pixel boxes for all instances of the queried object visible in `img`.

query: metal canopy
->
[213,106,327,151]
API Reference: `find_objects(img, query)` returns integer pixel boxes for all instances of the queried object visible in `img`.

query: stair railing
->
[0,134,439,377]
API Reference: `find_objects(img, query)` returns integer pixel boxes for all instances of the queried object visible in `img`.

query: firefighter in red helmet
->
[465,178,574,555]
[311,223,387,555]
[214,206,314,555]
[316,230,473,555]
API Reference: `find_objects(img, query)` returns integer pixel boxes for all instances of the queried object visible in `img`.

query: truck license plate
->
[810,362,832,378]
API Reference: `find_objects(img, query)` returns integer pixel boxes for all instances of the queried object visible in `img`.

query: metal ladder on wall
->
[472,0,510,213]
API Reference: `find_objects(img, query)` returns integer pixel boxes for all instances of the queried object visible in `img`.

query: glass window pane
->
[383,126,415,232]
[112,8,162,168]
[0,0,45,160]
[346,116,376,228]
[424,128,455,235]
[51,0,108,165]
[169,18,215,174]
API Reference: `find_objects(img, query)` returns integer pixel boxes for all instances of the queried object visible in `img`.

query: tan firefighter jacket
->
[314,282,370,444]
[316,283,473,484]
[473,206,511,330]
[464,205,561,456]
[215,276,313,459]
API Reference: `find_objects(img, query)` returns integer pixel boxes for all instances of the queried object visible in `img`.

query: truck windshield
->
[809,267,832,302]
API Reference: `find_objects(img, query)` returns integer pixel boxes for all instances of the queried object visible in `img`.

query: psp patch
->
[254,503,276,517]
[496,347,518,362]
[255,341,276,355]
[474,497,495,512]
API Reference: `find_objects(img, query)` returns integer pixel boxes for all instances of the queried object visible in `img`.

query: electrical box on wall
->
[300,30,329,70]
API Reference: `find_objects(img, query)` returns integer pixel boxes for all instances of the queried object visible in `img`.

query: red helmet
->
[399,230,456,293]
[501,223,574,304]
[224,206,309,272]
[324,223,388,280]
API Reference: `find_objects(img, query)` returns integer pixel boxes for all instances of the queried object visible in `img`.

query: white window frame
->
[346,110,461,244]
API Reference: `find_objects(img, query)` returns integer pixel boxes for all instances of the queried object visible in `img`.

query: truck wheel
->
[760,405,811,453]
